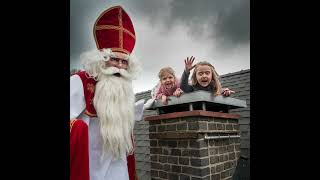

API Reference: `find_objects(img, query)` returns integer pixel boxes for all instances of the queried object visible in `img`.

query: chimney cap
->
[151,90,247,110]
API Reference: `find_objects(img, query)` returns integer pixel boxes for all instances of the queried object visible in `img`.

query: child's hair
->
[158,67,176,79]
[191,61,222,95]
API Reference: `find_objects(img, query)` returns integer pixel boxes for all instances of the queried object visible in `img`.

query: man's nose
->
[116,61,126,68]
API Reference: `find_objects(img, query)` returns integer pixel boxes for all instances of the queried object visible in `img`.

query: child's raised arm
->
[180,56,195,93]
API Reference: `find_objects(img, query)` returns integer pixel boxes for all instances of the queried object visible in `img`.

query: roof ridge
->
[220,69,250,78]
[135,90,151,95]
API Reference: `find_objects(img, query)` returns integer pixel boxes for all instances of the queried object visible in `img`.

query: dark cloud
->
[70,0,93,57]
[70,0,250,85]
[127,0,169,17]
[128,0,250,48]
[71,0,249,55]
[213,0,250,46]
[70,0,110,58]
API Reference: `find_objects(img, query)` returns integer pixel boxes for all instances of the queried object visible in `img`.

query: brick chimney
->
[145,91,247,180]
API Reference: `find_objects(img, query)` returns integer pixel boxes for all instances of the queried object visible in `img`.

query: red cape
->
[70,119,89,180]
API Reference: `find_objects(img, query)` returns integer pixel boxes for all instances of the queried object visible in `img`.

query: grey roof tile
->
[136,140,150,147]
[135,146,149,154]
[240,139,250,148]
[134,129,149,135]
[240,124,250,131]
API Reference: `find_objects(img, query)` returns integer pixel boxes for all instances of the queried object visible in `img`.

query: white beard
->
[93,70,135,159]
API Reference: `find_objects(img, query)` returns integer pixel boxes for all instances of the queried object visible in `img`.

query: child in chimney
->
[154,67,183,105]
[180,56,235,96]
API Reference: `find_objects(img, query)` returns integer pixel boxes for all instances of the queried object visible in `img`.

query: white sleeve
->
[134,99,145,121]
[70,75,86,119]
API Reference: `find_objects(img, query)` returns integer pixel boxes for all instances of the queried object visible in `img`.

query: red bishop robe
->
[70,119,89,180]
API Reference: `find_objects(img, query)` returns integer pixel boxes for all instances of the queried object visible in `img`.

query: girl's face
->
[196,65,212,87]
[160,72,175,89]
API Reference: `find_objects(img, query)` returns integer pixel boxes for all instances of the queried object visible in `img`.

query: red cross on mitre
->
[93,6,136,55]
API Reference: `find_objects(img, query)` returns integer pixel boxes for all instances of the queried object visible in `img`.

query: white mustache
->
[100,66,131,80]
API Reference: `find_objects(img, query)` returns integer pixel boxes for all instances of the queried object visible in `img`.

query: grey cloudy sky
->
[70,0,250,93]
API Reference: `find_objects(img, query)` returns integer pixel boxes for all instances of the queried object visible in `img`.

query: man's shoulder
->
[71,70,85,77]
[71,71,97,83]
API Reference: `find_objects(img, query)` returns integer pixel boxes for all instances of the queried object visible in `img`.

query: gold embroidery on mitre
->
[111,47,130,55]
[119,7,123,49]
[95,25,135,40]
